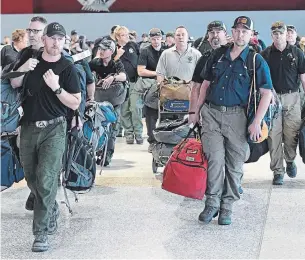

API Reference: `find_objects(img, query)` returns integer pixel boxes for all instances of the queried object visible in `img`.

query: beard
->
[211,37,220,47]
[46,46,61,56]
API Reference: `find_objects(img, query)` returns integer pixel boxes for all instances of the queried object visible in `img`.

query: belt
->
[277,89,299,95]
[205,101,244,112]
[24,116,65,128]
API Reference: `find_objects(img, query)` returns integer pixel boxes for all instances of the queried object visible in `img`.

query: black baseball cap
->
[71,30,78,36]
[232,16,254,30]
[43,22,66,37]
[207,21,226,32]
[287,25,297,33]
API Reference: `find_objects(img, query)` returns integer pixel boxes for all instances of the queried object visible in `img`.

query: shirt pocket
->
[232,66,250,87]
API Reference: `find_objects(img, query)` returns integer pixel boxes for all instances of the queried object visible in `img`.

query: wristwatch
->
[54,87,63,95]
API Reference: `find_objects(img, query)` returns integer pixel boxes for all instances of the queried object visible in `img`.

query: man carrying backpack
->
[89,37,127,165]
[193,16,273,225]
[261,22,305,185]
[10,22,81,252]
[189,21,228,123]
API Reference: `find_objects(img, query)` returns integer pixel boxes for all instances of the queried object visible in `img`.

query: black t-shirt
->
[137,45,164,78]
[261,44,305,92]
[192,50,214,83]
[22,55,81,122]
[117,41,139,82]
[1,44,18,68]
[193,38,212,55]
[89,59,125,80]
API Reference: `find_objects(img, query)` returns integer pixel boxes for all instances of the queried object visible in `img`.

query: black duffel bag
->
[245,140,269,164]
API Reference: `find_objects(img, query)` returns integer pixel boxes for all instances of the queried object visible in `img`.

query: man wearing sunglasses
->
[261,22,305,185]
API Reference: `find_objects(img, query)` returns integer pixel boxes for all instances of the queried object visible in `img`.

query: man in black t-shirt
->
[10,22,81,252]
[261,22,305,185]
[189,21,228,124]
[113,26,142,145]
[89,37,127,166]
[137,28,164,152]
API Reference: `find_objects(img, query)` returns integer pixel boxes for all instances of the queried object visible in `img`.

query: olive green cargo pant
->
[20,120,66,235]
[120,82,144,137]
[200,104,248,211]
[268,92,302,175]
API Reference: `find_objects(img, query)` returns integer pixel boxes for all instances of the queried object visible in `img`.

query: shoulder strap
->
[196,37,205,50]
[247,53,258,115]
[262,46,272,64]
[291,45,299,67]
[245,49,256,81]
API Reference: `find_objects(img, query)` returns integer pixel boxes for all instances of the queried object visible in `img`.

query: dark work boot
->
[286,161,297,178]
[126,135,134,145]
[48,201,60,235]
[25,192,35,211]
[32,234,49,252]
[135,135,144,145]
[198,206,219,224]
[218,209,232,225]
[272,174,284,185]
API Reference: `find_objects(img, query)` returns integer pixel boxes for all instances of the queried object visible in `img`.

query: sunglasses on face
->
[26,28,43,34]
[271,26,285,31]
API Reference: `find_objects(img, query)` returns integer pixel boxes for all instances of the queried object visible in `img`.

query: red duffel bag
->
[162,124,208,200]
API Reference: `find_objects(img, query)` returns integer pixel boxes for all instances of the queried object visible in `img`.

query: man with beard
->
[137,28,165,153]
[261,22,305,185]
[156,26,201,83]
[189,21,228,124]
[10,22,81,252]
[193,21,231,55]
[193,16,273,225]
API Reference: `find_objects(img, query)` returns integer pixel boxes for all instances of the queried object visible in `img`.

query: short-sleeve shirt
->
[22,54,81,122]
[261,44,305,93]
[156,46,202,82]
[138,45,164,78]
[117,41,139,82]
[89,59,126,80]
[192,49,214,83]
[202,45,272,107]
[1,44,18,68]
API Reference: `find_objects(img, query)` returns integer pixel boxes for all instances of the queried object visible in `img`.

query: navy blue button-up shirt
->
[202,46,272,107]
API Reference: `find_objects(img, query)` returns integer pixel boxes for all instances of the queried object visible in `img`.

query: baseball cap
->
[43,22,66,37]
[71,30,78,36]
[232,16,254,30]
[207,21,226,32]
[149,28,162,37]
[287,25,297,33]
[166,32,175,38]
[95,37,116,52]
[142,33,148,38]
[271,21,287,33]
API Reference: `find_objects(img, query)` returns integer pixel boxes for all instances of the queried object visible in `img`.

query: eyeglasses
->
[26,28,43,34]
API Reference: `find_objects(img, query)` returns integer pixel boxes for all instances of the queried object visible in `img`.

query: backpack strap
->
[245,48,256,83]
[196,37,205,51]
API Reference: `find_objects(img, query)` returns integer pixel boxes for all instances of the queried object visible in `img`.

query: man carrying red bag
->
[192,16,273,225]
